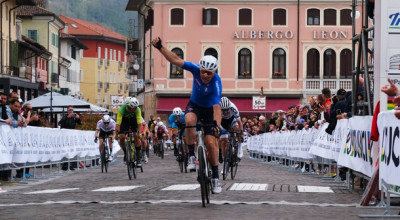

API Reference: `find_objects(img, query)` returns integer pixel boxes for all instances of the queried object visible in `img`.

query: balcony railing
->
[303,79,352,94]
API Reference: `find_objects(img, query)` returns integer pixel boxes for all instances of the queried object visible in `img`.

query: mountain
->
[47,0,138,38]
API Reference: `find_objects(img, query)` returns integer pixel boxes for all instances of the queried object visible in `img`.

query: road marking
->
[0,187,6,193]
[297,185,334,193]
[161,184,200,190]
[229,183,268,191]
[92,186,143,192]
[0,199,358,207]
[24,188,79,194]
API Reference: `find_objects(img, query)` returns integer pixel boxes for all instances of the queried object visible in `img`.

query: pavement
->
[0,147,390,219]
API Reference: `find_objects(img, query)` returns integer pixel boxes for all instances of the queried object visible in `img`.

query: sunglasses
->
[200,69,213,76]
[68,109,74,111]
[104,122,109,125]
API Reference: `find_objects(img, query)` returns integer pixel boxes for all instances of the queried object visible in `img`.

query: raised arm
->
[152,37,184,68]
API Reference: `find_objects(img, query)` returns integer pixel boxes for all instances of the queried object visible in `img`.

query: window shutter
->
[202,8,206,25]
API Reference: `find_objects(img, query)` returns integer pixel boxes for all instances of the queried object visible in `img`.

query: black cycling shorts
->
[185,100,214,136]
[99,130,113,140]
[221,116,234,131]
[120,116,138,134]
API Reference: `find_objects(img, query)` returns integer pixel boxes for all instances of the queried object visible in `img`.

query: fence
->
[0,124,120,181]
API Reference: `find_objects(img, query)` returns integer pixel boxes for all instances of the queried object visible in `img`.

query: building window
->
[71,46,76,59]
[272,48,286,79]
[27,30,37,42]
[273,8,286,26]
[324,9,337,25]
[171,8,184,25]
[238,48,252,79]
[340,49,352,78]
[340,9,352,26]
[324,49,336,78]
[203,8,218,25]
[307,49,320,79]
[307,9,320,25]
[170,48,184,79]
[239,8,252,26]
[204,48,218,60]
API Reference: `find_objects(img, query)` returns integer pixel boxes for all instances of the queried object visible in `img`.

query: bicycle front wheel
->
[126,144,135,180]
[223,143,232,180]
[178,143,184,173]
[104,145,109,173]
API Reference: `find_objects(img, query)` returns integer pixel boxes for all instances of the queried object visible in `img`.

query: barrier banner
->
[337,116,373,177]
[378,111,400,186]
[308,123,337,160]
[0,125,113,165]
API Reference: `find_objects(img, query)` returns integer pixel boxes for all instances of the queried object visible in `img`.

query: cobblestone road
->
[0,148,383,219]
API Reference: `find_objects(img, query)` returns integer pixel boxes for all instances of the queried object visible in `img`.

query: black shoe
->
[219,156,223,164]
[136,161,142,167]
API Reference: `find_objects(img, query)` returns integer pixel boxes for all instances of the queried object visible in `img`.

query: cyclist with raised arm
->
[95,115,116,161]
[219,97,244,173]
[116,97,143,167]
[168,107,186,157]
[152,37,222,194]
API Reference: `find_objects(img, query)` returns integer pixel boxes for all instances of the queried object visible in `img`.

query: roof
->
[59,33,88,50]
[59,15,128,42]
[125,0,144,11]
[16,5,65,26]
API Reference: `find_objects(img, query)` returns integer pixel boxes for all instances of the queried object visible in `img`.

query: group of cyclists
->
[93,36,245,196]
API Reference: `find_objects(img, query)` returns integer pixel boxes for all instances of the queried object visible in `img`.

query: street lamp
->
[46,82,53,127]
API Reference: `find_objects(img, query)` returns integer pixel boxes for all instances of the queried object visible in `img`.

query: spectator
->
[0,92,8,120]
[4,99,25,128]
[21,103,33,125]
[38,111,49,127]
[58,105,81,129]
[326,89,347,134]
[321,88,332,116]
[58,105,81,171]
[258,115,267,133]
[381,78,400,119]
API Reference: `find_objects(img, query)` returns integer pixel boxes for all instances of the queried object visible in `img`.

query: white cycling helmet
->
[102,115,111,123]
[158,121,164,127]
[125,97,139,108]
[173,107,182,116]
[199,55,218,72]
[220,96,230,109]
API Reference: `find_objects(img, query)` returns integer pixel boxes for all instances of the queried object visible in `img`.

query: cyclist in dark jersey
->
[152,37,222,194]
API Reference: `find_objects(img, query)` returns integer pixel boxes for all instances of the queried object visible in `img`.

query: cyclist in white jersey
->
[219,97,244,166]
[95,115,116,161]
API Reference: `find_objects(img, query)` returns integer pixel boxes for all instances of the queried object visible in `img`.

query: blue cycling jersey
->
[182,61,222,108]
[168,112,185,129]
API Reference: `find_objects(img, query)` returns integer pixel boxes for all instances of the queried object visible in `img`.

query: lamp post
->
[46,82,53,127]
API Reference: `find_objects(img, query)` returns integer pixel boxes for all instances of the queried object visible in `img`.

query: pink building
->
[126,0,362,118]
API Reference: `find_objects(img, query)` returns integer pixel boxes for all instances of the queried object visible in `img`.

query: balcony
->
[97,81,103,90]
[98,58,103,67]
[303,78,352,94]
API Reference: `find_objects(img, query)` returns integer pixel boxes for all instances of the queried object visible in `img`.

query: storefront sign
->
[252,96,266,110]
[312,30,348,40]
[233,30,294,39]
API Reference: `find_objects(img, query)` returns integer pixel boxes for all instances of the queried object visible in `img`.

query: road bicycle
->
[100,137,111,173]
[175,128,188,173]
[125,131,143,180]
[185,123,216,207]
[222,130,241,180]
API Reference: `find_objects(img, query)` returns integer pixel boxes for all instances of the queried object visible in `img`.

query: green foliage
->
[76,112,103,131]
[47,0,138,37]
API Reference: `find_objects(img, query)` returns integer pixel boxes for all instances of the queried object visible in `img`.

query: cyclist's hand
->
[152,37,163,50]
[94,137,98,143]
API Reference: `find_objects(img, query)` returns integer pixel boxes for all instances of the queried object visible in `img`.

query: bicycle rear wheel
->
[223,143,232,180]
[178,143,184,173]
[198,146,207,207]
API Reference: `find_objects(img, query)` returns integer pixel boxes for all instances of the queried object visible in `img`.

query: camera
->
[335,109,342,115]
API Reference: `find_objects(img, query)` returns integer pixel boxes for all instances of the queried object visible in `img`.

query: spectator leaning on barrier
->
[5,99,25,128]
[0,92,8,120]
[325,89,347,135]
[321,88,332,116]
[58,105,82,129]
